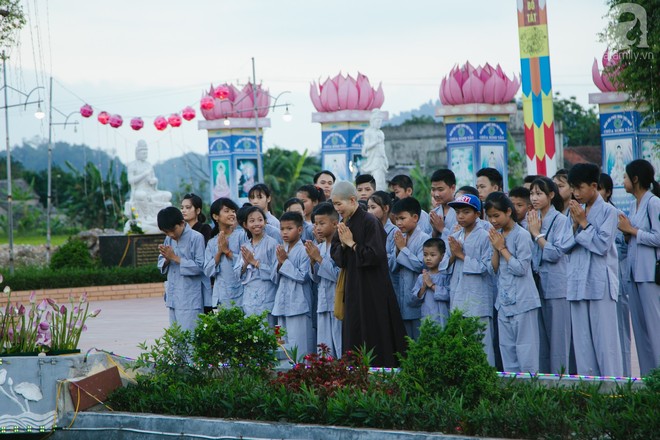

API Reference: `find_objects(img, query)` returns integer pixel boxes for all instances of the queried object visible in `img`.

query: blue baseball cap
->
[448,194,481,212]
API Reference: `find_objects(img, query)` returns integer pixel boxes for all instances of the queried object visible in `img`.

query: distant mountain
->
[0,139,123,174]
[153,152,209,196]
[386,100,443,126]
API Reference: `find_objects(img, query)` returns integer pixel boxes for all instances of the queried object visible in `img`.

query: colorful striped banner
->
[517,0,557,177]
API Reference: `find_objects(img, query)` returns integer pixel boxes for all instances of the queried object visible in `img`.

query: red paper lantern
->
[130,117,144,131]
[109,114,123,128]
[154,116,168,131]
[80,104,93,118]
[213,85,230,100]
[181,106,196,121]
[200,95,215,110]
[168,114,182,128]
[97,111,110,125]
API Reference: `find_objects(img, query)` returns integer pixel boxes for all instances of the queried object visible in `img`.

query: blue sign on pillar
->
[590,92,660,213]
[439,105,515,192]
[313,110,389,183]
[199,118,270,205]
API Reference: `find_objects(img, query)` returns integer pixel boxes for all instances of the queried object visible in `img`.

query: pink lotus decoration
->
[309,72,384,112]
[181,106,196,121]
[168,114,182,128]
[97,111,110,125]
[130,117,144,131]
[592,50,622,92]
[200,83,271,120]
[80,104,93,118]
[439,62,520,105]
[108,114,123,128]
[154,116,168,131]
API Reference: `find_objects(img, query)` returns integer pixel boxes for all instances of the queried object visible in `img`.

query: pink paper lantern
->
[213,85,230,100]
[108,114,123,128]
[80,104,93,118]
[200,95,215,110]
[97,111,110,125]
[154,116,168,131]
[130,117,144,131]
[168,114,182,128]
[181,106,196,121]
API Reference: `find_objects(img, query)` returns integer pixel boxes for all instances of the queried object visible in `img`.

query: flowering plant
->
[127,206,144,235]
[0,276,100,354]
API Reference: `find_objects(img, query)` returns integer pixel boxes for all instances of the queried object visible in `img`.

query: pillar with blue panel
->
[199,118,271,204]
[312,110,387,182]
[589,91,660,213]
[437,103,517,191]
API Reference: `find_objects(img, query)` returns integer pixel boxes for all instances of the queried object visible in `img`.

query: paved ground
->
[78,297,642,377]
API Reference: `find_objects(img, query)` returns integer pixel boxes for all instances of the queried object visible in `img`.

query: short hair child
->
[356,174,376,201]
[284,197,305,214]
[272,208,314,355]
[564,162,623,376]
[411,237,450,327]
[523,175,538,189]
[308,202,342,357]
[285,198,314,241]
[205,197,243,310]
[157,206,205,332]
[508,186,532,226]
[430,169,458,239]
[476,167,504,202]
[390,174,432,235]
[388,196,429,340]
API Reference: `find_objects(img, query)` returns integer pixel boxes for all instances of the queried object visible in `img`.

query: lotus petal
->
[331,73,341,89]
[602,50,611,67]
[469,72,485,103]
[592,59,609,92]
[371,83,385,109]
[446,75,464,105]
[503,75,521,101]
[461,76,476,104]
[495,64,505,79]
[233,90,254,118]
[345,74,359,109]
[320,79,340,112]
[439,78,448,105]
[337,74,350,109]
[483,74,498,104]
[442,77,457,105]
[14,382,43,402]
[257,88,270,117]
[357,75,373,110]
[451,65,464,87]
[310,82,325,111]
[491,74,507,103]
[229,84,240,102]
[601,71,615,92]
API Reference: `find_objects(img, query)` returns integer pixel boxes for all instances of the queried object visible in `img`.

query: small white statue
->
[124,140,172,234]
[361,109,389,192]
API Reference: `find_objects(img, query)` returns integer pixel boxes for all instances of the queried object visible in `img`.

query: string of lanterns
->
[78,103,197,131]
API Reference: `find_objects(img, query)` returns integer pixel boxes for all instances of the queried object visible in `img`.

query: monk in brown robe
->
[330,181,407,367]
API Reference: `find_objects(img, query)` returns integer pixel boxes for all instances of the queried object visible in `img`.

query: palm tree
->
[262,147,321,217]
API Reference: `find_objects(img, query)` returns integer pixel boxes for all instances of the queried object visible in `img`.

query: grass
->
[0,234,70,246]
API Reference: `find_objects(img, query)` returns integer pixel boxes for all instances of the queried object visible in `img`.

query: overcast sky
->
[3,0,610,165]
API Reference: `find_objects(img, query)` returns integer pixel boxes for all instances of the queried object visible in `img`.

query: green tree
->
[0,0,26,50]
[262,147,320,216]
[410,163,431,212]
[507,133,525,189]
[553,94,601,147]
[602,0,660,114]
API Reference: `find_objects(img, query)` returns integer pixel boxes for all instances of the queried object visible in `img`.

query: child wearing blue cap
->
[446,193,495,366]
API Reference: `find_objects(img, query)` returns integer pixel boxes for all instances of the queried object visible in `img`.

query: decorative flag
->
[517,0,557,177]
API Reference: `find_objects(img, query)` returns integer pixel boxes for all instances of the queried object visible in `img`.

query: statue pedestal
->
[199,118,270,204]
[589,92,660,213]
[312,110,389,182]
[437,103,517,191]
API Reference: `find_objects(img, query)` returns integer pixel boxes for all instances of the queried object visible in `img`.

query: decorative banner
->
[517,0,557,177]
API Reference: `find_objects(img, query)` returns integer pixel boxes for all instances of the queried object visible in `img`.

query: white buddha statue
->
[124,140,172,234]
[361,109,389,192]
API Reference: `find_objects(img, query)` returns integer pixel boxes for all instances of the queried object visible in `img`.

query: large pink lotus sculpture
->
[439,62,520,105]
[200,83,271,120]
[310,72,384,112]
[592,51,622,93]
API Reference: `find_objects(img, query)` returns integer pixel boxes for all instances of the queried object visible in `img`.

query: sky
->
[2,0,611,166]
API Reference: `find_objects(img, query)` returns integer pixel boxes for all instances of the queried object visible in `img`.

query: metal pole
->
[46,76,53,263]
[252,57,262,182]
[2,51,14,274]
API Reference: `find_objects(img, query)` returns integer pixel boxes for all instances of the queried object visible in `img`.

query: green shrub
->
[50,238,95,270]
[2,265,165,290]
[397,310,499,406]
[193,306,278,374]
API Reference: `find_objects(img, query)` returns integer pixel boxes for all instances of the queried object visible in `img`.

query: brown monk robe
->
[330,182,407,367]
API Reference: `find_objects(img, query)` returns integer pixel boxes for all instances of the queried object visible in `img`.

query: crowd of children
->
[157,159,660,376]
